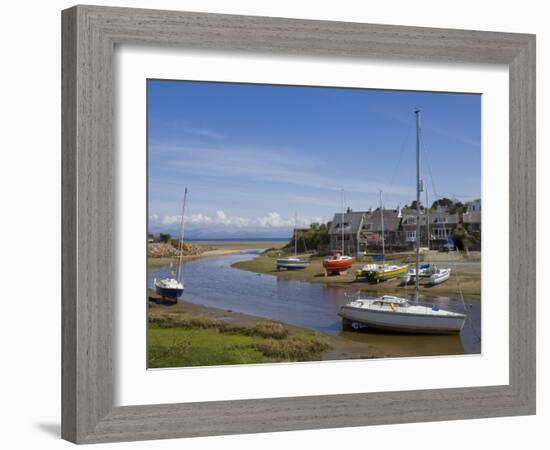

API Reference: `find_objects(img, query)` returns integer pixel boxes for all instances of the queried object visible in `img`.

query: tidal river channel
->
[148,250,481,355]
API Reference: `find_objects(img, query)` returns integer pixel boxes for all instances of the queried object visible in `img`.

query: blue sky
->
[148,80,481,239]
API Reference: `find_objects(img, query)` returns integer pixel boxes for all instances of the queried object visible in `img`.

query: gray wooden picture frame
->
[61,5,536,444]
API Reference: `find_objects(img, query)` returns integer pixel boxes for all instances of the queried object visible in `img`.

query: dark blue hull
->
[277,265,307,270]
[155,286,184,299]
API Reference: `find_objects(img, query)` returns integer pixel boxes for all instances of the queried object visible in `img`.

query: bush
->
[285,222,330,254]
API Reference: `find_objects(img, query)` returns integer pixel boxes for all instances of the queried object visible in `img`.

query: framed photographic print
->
[62,5,535,444]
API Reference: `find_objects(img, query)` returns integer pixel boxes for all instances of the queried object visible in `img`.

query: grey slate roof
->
[361,209,401,232]
[400,208,429,226]
[328,209,401,235]
[328,212,365,235]
[400,208,459,226]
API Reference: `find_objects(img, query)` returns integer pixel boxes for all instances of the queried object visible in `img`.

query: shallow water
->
[148,250,481,354]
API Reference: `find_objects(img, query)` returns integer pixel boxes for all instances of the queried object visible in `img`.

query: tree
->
[431,197,453,209]
[285,223,330,254]
[408,200,424,210]
[159,233,171,243]
[449,201,465,215]
[451,226,475,252]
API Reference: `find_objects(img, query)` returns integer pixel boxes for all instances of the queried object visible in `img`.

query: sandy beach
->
[147,240,285,268]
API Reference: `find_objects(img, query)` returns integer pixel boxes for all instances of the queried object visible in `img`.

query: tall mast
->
[379,190,385,257]
[294,212,298,257]
[176,188,188,282]
[425,188,430,250]
[415,110,421,301]
[341,188,345,255]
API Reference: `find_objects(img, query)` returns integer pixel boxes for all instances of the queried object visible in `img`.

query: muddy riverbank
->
[147,290,469,367]
[147,249,480,368]
[232,253,481,298]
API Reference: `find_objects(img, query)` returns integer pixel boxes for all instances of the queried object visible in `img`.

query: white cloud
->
[150,211,322,230]
[160,215,180,226]
[257,212,290,228]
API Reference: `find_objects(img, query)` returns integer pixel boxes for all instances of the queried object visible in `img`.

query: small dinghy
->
[429,267,451,285]
[408,263,432,278]
[323,253,354,275]
[277,257,309,270]
[356,263,378,279]
[323,190,354,275]
[276,214,309,270]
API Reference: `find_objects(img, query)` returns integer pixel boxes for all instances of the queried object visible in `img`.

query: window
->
[362,223,372,230]
[434,216,447,224]
[406,231,416,242]
[403,216,416,225]
[434,228,448,239]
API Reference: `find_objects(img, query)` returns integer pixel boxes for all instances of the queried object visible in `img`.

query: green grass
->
[147,316,330,368]
[148,327,267,367]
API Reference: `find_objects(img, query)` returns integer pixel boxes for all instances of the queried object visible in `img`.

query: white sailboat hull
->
[339,304,465,334]
[154,278,184,299]
[277,258,309,270]
[430,268,451,285]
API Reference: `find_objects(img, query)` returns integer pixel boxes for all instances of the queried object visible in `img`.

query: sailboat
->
[339,110,466,333]
[407,158,452,285]
[277,214,309,270]
[356,191,407,281]
[429,267,452,285]
[323,189,354,275]
[154,188,187,300]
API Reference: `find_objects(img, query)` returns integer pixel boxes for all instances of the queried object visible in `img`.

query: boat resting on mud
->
[356,263,408,282]
[323,253,354,275]
[339,295,466,334]
[276,257,309,270]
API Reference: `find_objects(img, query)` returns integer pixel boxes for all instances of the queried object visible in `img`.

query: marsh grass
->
[149,313,289,339]
[148,312,329,367]
[251,337,330,361]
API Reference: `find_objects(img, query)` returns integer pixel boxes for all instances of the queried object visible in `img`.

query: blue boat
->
[154,188,187,300]
[154,279,184,299]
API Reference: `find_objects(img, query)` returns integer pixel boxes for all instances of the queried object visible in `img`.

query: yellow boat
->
[357,264,409,281]
[373,264,408,281]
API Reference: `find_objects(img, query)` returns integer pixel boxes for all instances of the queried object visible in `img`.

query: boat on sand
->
[339,295,465,334]
[277,257,309,270]
[356,263,408,281]
[324,189,354,275]
[338,110,466,334]
[277,214,309,270]
[323,253,354,274]
[154,188,187,301]
[429,267,451,285]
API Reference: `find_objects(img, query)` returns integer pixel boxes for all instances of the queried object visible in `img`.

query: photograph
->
[146,79,482,368]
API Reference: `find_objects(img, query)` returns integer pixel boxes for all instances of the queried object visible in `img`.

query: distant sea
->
[186,238,288,242]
